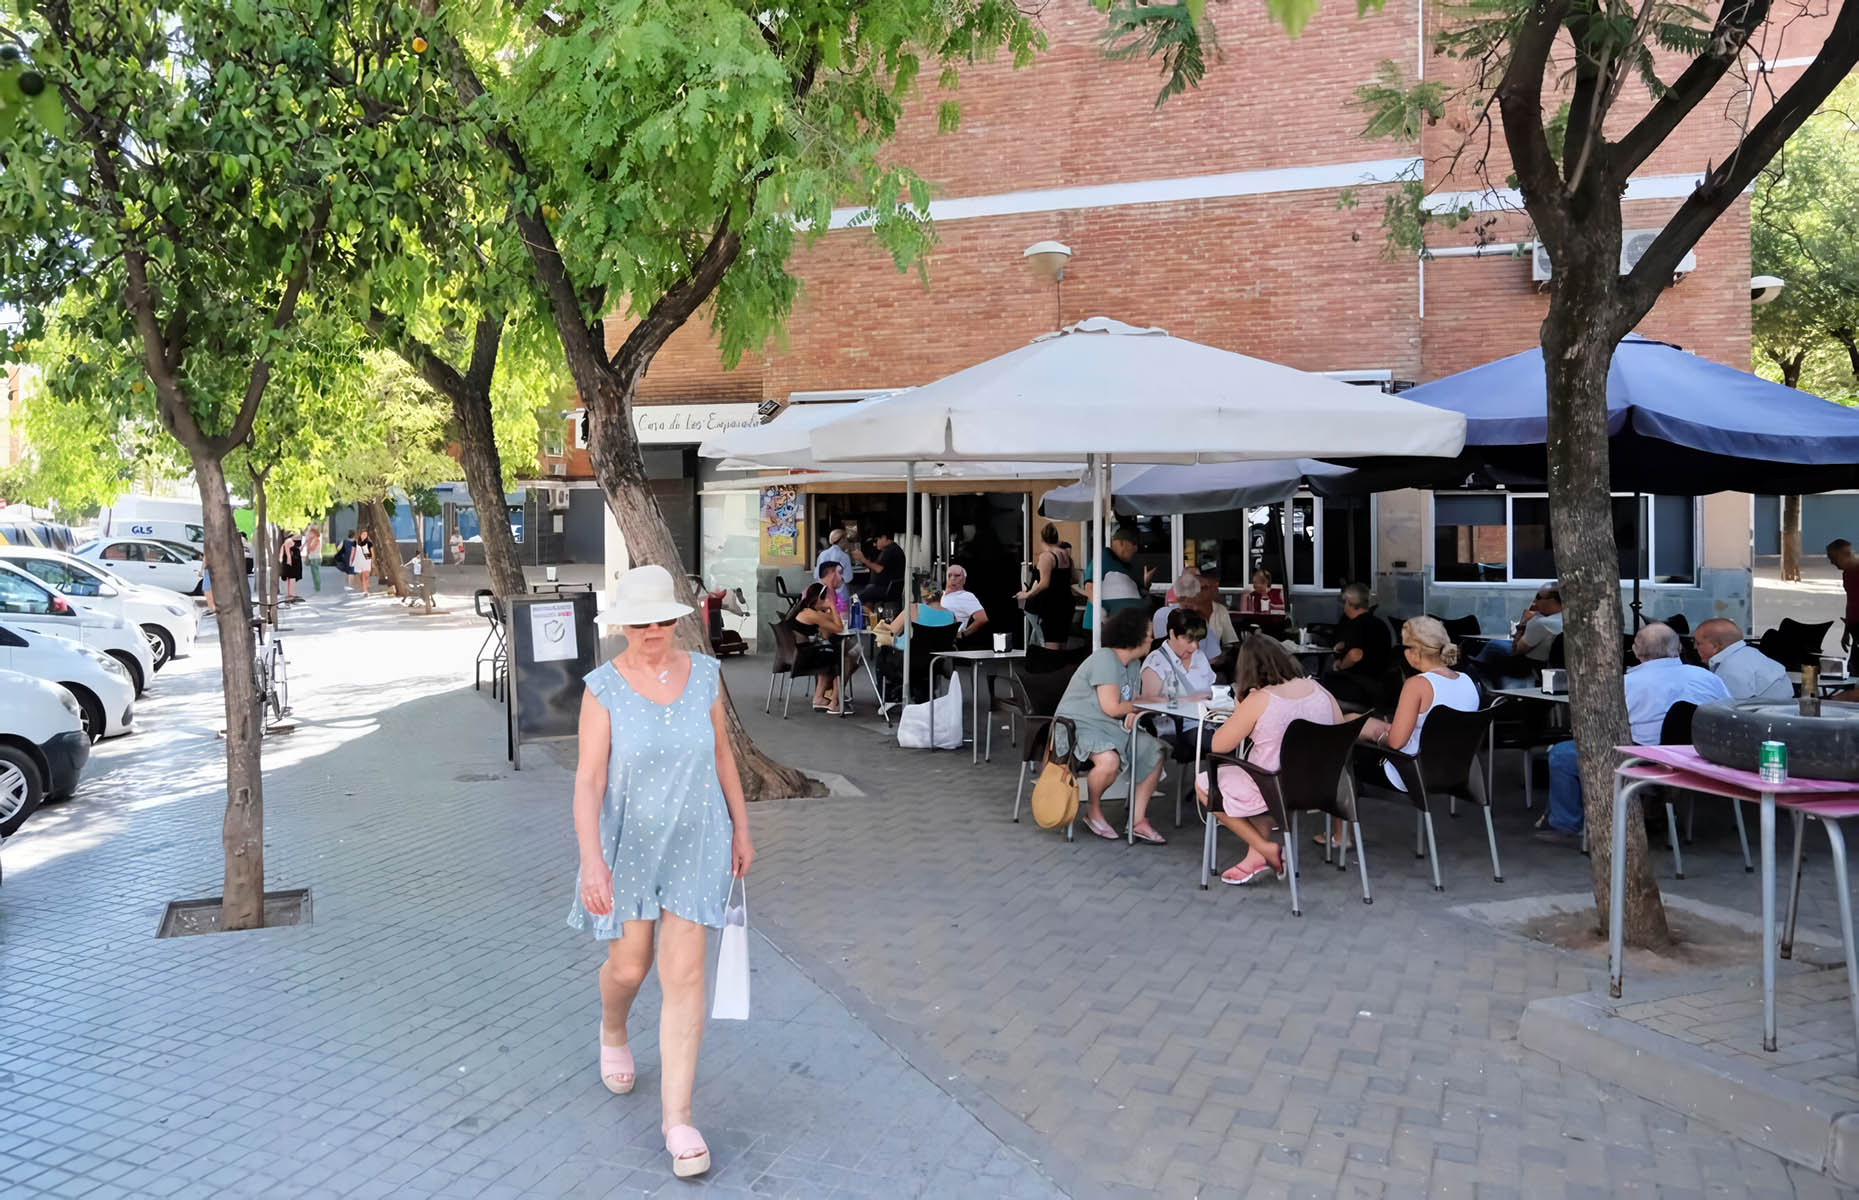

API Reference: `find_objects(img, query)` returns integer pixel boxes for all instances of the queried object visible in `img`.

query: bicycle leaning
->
[251,619,291,731]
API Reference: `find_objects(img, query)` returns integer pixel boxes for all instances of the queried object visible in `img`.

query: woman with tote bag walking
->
[568,564,754,1179]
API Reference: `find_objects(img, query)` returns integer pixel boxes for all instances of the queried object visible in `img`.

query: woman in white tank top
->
[1360,615,1481,791]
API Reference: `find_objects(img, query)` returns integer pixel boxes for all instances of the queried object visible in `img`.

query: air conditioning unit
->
[543,484,571,509]
[1530,231,1697,283]
[548,463,567,476]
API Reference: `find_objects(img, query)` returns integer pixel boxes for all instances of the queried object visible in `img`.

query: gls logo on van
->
[130,524,155,535]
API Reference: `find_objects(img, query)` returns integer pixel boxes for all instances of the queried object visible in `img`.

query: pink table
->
[1610,745,1859,1069]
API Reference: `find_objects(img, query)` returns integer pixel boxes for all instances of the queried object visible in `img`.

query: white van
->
[0,667,88,836]
[98,495,207,547]
[0,562,157,694]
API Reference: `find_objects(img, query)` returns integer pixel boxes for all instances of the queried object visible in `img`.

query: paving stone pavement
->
[0,594,1061,1200]
[723,656,1859,1199]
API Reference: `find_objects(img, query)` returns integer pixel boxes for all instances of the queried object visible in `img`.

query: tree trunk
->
[1782,494,1803,583]
[365,498,410,597]
[1541,268,1673,949]
[195,454,266,931]
[452,388,526,596]
[581,372,822,801]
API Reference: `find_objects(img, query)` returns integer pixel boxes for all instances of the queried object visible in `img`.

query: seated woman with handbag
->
[788,582,845,713]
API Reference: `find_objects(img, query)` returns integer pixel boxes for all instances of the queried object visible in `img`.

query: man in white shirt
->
[1474,584,1565,682]
[1540,623,1731,840]
[940,564,988,642]
[816,529,853,604]
[1694,618,1793,701]
[1152,571,1228,666]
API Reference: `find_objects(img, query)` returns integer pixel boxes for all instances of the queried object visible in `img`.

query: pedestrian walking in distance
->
[568,564,754,1180]
[303,525,323,593]
[351,528,374,595]
[278,530,303,601]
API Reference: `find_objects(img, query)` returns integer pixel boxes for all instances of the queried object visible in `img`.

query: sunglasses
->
[627,618,678,629]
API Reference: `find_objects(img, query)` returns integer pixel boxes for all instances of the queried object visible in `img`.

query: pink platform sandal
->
[598,1027,635,1095]
[664,1124,710,1178]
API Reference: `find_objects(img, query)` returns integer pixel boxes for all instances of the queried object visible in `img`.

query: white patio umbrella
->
[1037,459,1356,521]
[808,317,1466,662]
[699,397,1075,479]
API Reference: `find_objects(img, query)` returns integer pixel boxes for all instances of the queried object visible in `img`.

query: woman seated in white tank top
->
[1359,615,1482,790]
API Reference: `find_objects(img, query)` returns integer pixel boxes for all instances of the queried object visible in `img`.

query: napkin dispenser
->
[1539,668,1568,695]
[1821,655,1847,680]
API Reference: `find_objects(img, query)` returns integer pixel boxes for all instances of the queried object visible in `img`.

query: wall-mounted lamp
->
[1022,241,1072,329]
[1750,275,1786,305]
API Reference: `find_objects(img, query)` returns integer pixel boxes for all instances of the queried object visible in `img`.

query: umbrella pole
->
[1631,491,1644,629]
[1092,453,1104,652]
[1280,500,1297,631]
[903,461,915,708]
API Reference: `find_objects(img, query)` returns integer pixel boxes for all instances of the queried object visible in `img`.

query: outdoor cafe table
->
[833,629,892,728]
[1608,743,1859,1072]
[929,648,1026,764]
[1489,684,1571,706]
[1129,694,1234,878]
[1790,668,1858,698]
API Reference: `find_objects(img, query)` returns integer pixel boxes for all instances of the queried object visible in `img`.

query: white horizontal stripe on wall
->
[825,158,1421,230]
[1423,172,1719,215]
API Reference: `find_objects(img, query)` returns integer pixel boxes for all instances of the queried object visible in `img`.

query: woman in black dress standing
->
[279,531,304,601]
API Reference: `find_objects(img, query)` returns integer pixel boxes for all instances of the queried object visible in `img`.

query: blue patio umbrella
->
[1343,335,1859,495]
[1337,335,1859,622]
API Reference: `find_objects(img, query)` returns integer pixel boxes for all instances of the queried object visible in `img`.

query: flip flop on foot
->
[598,1028,634,1095]
[1221,857,1278,885]
[664,1124,710,1178]
[1132,824,1166,845]
[1083,814,1120,841]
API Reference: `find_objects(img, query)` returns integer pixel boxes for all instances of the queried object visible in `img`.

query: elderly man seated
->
[940,564,990,648]
[1473,584,1564,683]
[1152,570,1235,669]
[1538,622,1731,844]
[1694,618,1792,701]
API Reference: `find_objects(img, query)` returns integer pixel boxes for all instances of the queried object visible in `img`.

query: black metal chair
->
[1757,618,1834,672]
[473,590,507,699]
[992,669,1078,825]
[1438,614,1481,643]
[765,622,801,717]
[904,622,959,705]
[1653,700,1752,878]
[1201,715,1372,914]
[1357,705,1502,890]
[1486,693,1566,812]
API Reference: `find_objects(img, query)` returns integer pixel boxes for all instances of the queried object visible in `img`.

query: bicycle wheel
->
[268,644,289,720]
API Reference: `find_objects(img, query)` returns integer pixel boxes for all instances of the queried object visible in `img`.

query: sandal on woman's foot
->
[664,1124,710,1178]
[1083,814,1119,841]
[598,1031,634,1095]
[1132,824,1167,845]
[1221,859,1277,886]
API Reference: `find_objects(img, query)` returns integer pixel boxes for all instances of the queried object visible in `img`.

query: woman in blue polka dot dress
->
[568,565,753,1180]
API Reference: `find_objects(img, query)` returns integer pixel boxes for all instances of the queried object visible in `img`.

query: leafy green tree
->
[1108,0,1859,944]
[424,0,1043,799]
[1,0,473,929]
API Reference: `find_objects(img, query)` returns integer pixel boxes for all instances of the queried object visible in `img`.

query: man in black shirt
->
[1324,582,1394,710]
[853,530,906,613]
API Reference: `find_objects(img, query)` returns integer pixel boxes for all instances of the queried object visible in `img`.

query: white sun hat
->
[595,564,694,627]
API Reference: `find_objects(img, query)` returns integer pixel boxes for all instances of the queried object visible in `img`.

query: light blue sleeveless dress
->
[566,654,735,935]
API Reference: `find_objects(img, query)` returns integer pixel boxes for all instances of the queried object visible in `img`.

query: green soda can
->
[1759,740,1788,786]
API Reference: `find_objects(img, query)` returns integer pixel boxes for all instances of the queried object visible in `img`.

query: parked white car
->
[0,562,157,694]
[73,537,205,597]
[0,667,89,836]
[0,623,135,739]
[0,547,197,670]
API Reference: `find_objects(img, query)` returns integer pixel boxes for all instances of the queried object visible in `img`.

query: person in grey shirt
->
[1694,618,1793,701]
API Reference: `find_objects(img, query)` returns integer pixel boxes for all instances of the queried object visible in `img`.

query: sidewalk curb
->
[1520,987,1859,1184]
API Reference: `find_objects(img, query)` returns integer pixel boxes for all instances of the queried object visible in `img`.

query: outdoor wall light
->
[1750,275,1786,305]
[1022,240,1071,283]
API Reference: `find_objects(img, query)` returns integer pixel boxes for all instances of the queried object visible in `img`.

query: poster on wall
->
[760,486,801,560]
[529,601,579,662]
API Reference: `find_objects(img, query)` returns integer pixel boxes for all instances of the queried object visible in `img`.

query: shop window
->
[1433,493,1697,584]
[541,428,566,458]
[1433,494,1508,582]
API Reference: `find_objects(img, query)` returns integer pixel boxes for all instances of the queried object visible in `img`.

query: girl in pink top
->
[1197,638,1344,885]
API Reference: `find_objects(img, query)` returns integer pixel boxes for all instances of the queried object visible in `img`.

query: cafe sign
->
[632,403,761,445]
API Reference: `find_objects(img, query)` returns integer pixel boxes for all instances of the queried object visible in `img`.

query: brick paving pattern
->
[0,596,1058,1199]
[4,589,1858,1197]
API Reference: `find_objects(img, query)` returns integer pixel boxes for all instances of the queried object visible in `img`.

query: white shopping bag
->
[895,672,964,750]
[710,878,750,1021]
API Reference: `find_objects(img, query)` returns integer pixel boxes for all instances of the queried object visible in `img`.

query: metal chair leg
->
[1200,800,1215,890]
[1012,761,1028,823]
[1734,799,1753,873]
[1522,749,1533,810]
[1422,807,1443,891]
[1686,796,1697,844]
[1414,810,1425,859]
[1482,804,1503,882]
[1286,813,1303,917]
[782,675,794,719]
[765,669,779,713]
[1819,819,1859,1077]
[1664,799,1685,879]
[1784,809,1807,960]
[1352,820,1372,904]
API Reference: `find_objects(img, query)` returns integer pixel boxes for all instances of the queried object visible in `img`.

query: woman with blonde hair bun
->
[1358,615,1481,793]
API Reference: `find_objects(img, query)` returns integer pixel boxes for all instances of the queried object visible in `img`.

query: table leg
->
[1196,703,1210,890]
[838,638,850,718]
[1762,791,1777,1053]
[974,661,988,765]
[1820,818,1859,1077]
[1783,809,1806,960]
[1608,769,1631,1000]
[1127,717,1137,844]
[860,634,890,727]
[928,656,936,749]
